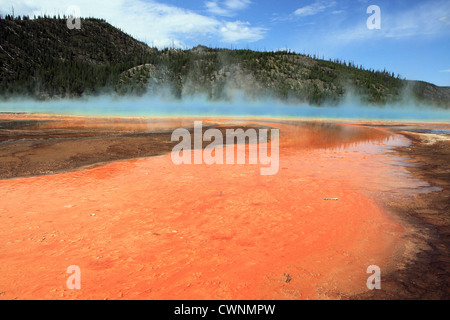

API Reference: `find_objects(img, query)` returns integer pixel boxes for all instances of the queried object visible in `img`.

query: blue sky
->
[2,0,450,86]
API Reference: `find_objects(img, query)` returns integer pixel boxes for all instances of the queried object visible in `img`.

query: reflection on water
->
[274,121,392,151]
[274,120,441,201]
[400,129,450,135]
[0,115,442,209]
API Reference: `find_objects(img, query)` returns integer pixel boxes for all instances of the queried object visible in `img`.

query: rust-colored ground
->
[353,128,450,299]
[0,115,444,300]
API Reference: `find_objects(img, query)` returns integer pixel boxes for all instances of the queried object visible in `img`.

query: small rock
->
[283,273,292,283]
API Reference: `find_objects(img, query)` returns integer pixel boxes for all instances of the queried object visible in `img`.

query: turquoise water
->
[0,96,449,121]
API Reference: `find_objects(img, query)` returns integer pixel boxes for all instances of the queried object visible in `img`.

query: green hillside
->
[1,16,449,107]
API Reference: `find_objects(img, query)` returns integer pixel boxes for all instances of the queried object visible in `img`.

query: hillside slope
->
[1,16,449,107]
[0,16,154,98]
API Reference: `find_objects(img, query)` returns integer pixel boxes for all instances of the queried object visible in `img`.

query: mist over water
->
[0,94,449,121]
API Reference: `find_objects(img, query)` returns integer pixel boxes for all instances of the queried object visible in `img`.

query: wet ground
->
[353,129,450,299]
[0,116,270,179]
[0,114,448,300]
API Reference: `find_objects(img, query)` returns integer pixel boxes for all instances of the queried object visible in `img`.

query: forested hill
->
[1,16,449,107]
[0,16,154,98]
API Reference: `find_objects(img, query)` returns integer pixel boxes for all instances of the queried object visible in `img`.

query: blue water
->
[0,96,449,121]
[398,129,450,134]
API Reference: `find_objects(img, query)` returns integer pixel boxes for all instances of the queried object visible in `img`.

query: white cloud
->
[440,15,450,25]
[3,0,265,47]
[334,0,450,42]
[206,0,251,17]
[294,0,337,17]
[206,1,230,16]
[439,69,450,73]
[220,21,265,42]
[225,0,252,10]
[270,0,339,24]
